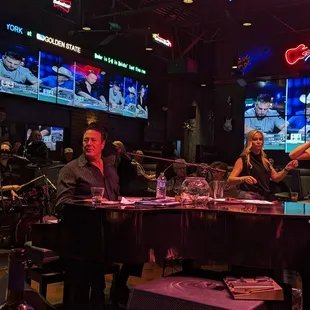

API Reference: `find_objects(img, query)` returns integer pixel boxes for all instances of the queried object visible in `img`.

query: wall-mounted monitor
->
[38,51,75,105]
[136,83,148,119]
[109,75,125,116]
[244,80,287,150]
[26,124,64,151]
[285,77,310,152]
[123,77,138,118]
[0,31,149,119]
[74,63,108,111]
[0,43,39,99]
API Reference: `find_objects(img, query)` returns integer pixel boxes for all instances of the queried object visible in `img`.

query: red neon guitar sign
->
[285,44,310,65]
[53,0,72,13]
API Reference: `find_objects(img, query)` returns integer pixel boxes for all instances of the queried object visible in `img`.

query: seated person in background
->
[167,159,187,197]
[228,130,298,201]
[132,150,156,181]
[63,147,74,164]
[190,163,208,178]
[0,142,20,194]
[56,123,119,208]
[208,161,238,198]
[113,141,151,196]
[24,130,49,159]
[26,125,51,141]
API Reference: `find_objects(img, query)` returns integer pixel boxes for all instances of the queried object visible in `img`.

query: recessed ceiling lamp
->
[201,83,207,87]
[183,0,193,3]
[232,65,238,69]
[145,47,153,51]
[243,22,252,27]
[82,26,91,31]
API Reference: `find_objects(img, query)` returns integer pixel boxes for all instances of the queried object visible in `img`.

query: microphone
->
[127,152,226,173]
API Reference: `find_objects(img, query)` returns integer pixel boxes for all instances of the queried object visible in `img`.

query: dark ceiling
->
[4,0,310,74]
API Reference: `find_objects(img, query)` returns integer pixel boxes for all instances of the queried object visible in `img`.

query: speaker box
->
[127,277,267,310]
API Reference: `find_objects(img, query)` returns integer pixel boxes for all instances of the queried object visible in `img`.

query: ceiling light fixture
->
[183,0,193,3]
[201,83,207,87]
[232,65,237,69]
[82,26,91,31]
[243,22,252,27]
[145,47,153,51]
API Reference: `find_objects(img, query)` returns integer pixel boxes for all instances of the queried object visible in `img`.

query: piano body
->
[30,201,310,307]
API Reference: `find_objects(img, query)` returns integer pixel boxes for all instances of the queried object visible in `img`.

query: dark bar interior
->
[0,0,309,309]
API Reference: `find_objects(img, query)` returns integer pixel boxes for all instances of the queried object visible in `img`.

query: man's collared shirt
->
[244,108,285,133]
[56,154,119,207]
[0,60,38,84]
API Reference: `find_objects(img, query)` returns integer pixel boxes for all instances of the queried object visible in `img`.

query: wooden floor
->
[0,252,227,307]
[0,250,302,308]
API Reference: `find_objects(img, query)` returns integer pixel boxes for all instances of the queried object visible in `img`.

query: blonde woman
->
[228,130,298,200]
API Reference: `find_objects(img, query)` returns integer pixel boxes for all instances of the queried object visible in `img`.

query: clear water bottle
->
[156,172,167,199]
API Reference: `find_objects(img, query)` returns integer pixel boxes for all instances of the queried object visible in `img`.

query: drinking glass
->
[91,187,105,205]
[211,181,225,199]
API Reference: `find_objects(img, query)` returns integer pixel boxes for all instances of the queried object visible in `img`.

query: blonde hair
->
[241,130,270,171]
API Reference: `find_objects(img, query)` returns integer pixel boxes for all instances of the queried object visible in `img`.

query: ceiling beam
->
[93,0,182,19]
[181,30,206,57]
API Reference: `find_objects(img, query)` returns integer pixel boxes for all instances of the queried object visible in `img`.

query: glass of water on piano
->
[91,187,105,206]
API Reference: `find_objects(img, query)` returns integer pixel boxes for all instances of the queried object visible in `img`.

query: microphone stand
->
[127,152,226,173]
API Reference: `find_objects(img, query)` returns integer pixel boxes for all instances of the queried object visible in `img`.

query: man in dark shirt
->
[55,123,119,309]
[56,123,119,208]
[26,130,49,159]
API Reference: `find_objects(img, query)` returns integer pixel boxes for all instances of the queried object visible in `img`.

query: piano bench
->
[24,241,60,268]
[26,267,65,299]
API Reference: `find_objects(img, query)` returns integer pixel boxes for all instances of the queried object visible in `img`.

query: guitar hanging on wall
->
[223,96,233,132]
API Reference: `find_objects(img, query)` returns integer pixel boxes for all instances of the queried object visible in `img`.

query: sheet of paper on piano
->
[213,198,274,205]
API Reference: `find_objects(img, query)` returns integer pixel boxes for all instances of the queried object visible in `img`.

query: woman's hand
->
[242,176,257,184]
[285,160,299,171]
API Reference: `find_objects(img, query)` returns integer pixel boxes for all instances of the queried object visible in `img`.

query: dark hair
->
[83,122,107,141]
[4,51,23,61]
[0,107,6,113]
[256,94,271,104]
[87,70,96,76]
[210,161,229,178]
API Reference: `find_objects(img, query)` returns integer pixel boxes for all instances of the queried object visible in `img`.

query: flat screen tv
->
[0,43,39,99]
[108,75,125,116]
[136,82,148,119]
[38,51,75,105]
[244,80,287,150]
[74,63,108,112]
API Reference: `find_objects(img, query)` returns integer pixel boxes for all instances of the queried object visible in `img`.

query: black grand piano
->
[30,200,310,307]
